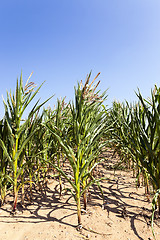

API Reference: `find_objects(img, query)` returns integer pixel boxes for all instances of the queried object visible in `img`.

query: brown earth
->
[0,150,160,240]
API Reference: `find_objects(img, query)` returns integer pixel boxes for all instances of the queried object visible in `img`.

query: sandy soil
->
[0,151,160,240]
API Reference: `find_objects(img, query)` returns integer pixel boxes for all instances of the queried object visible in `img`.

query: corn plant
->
[51,98,70,197]
[43,73,109,227]
[135,87,160,208]
[0,73,53,211]
[0,118,12,205]
[24,111,49,198]
[109,101,135,170]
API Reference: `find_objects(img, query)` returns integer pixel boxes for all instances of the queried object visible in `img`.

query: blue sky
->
[0,0,160,117]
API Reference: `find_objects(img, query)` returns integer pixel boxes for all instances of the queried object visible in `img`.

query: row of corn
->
[109,86,160,238]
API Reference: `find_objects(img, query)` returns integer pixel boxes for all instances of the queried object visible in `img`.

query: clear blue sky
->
[0,0,160,118]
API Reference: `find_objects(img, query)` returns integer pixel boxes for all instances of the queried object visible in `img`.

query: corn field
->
[0,73,160,239]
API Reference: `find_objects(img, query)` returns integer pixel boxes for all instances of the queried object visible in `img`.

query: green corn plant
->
[24,111,46,198]
[43,73,110,227]
[109,101,135,170]
[72,74,108,210]
[0,118,12,205]
[135,87,160,209]
[0,72,53,211]
[129,102,150,189]
[51,98,70,197]
[110,100,148,184]
[34,110,56,190]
